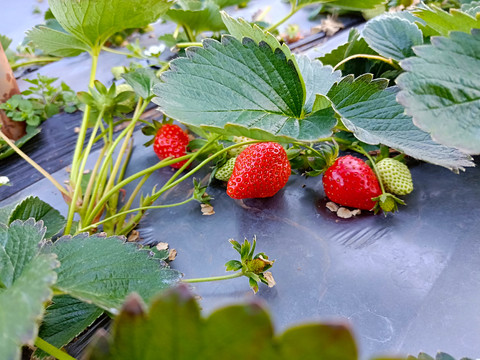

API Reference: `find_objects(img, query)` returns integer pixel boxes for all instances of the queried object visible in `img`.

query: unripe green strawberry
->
[376,158,413,196]
[227,136,251,158]
[215,157,236,182]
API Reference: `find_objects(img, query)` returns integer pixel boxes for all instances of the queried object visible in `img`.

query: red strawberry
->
[322,155,381,211]
[153,124,189,169]
[227,142,291,199]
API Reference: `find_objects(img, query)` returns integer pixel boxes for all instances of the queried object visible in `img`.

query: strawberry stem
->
[34,337,76,360]
[78,196,196,233]
[182,271,243,283]
[349,144,387,194]
[333,54,401,72]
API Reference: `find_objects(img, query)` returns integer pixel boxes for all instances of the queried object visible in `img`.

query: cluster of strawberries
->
[153,124,413,213]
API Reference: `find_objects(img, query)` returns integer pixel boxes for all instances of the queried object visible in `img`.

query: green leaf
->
[0,203,17,225]
[85,285,364,360]
[35,295,103,358]
[328,75,474,171]
[461,1,480,17]
[0,219,46,287]
[154,36,337,142]
[397,31,480,155]
[0,128,41,161]
[221,12,295,62]
[165,0,225,33]
[9,197,66,239]
[49,0,173,50]
[318,28,378,74]
[202,303,274,358]
[0,253,58,360]
[0,34,12,51]
[296,55,341,113]
[363,15,423,61]
[122,68,161,100]
[412,5,480,37]
[278,324,357,360]
[27,25,90,57]
[49,233,181,312]
[225,260,242,271]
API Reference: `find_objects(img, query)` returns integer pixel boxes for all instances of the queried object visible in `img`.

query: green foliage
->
[27,24,90,57]
[165,0,226,33]
[84,285,358,360]
[221,11,295,62]
[327,75,473,170]
[0,219,59,360]
[154,35,339,142]
[0,34,12,51]
[47,0,173,52]
[397,30,480,155]
[7,196,66,239]
[154,25,472,169]
[122,68,161,100]
[318,28,379,75]
[78,81,135,123]
[412,5,480,36]
[0,74,80,127]
[49,233,181,312]
[0,211,182,359]
[36,295,103,358]
[363,15,424,61]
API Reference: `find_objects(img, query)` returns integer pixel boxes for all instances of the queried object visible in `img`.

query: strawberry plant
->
[1,0,479,358]
[0,198,273,359]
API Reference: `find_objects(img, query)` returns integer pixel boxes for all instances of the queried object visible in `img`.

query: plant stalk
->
[333,54,402,71]
[10,57,61,70]
[64,109,105,235]
[266,5,297,32]
[70,51,99,186]
[35,337,77,360]
[182,271,243,283]
[0,130,69,196]
[79,197,195,233]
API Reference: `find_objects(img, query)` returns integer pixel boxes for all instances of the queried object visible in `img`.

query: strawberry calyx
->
[141,118,174,147]
[372,193,405,215]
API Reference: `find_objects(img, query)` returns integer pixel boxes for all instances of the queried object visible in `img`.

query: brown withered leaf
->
[156,242,169,251]
[168,249,177,261]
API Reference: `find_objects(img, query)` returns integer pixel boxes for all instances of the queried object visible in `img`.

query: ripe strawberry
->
[376,158,413,196]
[322,155,382,211]
[227,142,291,199]
[153,124,189,169]
[215,157,237,182]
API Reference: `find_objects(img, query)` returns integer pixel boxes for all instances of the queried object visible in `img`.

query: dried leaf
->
[127,230,140,242]
[326,202,339,213]
[168,249,177,261]
[263,271,276,288]
[312,16,344,37]
[156,242,169,251]
[200,204,215,216]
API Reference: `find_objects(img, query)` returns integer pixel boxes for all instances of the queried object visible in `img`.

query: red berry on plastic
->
[322,155,381,211]
[227,142,291,199]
